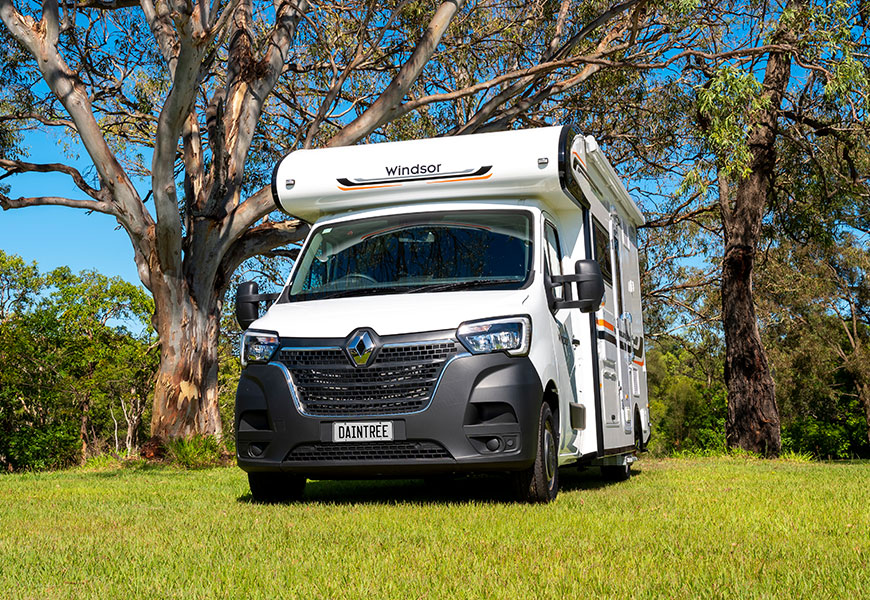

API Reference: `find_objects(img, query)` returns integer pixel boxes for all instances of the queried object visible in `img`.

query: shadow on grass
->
[236,464,644,505]
[83,462,211,478]
[238,476,517,505]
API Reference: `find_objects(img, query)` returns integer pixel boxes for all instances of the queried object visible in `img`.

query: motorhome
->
[234,125,649,503]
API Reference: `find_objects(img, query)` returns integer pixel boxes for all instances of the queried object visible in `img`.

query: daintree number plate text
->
[332,421,394,442]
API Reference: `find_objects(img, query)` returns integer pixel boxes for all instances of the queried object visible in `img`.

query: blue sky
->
[1,133,142,284]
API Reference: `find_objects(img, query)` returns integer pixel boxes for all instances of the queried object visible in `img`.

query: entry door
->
[592,218,621,433]
[609,213,633,436]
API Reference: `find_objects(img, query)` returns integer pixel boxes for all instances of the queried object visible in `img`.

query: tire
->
[248,472,306,503]
[512,402,559,503]
[600,461,631,482]
[634,409,644,452]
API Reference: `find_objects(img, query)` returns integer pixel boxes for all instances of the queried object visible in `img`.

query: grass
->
[0,457,867,599]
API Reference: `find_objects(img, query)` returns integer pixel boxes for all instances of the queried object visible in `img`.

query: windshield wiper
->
[406,279,522,294]
[305,285,407,301]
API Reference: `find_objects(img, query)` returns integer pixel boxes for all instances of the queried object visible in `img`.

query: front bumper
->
[235,352,543,478]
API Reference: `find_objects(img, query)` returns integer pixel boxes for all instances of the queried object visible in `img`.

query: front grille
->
[278,341,459,416]
[287,441,452,462]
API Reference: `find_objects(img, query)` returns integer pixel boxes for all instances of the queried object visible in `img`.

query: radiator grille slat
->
[278,341,459,416]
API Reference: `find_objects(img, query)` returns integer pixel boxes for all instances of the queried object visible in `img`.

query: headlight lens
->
[241,330,280,366]
[457,316,531,356]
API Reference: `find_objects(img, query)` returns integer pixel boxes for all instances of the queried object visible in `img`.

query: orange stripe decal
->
[426,173,493,184]
[572,151,586,167]
[596,319,615,332]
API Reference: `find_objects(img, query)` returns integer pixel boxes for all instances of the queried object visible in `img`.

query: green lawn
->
[0,457,867,599]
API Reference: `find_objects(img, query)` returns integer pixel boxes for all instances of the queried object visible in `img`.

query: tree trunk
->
[858,381,870,447]
[844,352,870,446]
[719,6,799,457]
[149,287,223,441]
[722,244,780,455]
[123,388,145,457]
[79,392,91,464]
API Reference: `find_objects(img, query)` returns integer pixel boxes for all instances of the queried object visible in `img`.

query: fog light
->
[485,438,501,452]
[248,443,266,458]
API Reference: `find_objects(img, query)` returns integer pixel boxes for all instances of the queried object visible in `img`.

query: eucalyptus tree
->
[586,0,869,456]
[0,0,675,439]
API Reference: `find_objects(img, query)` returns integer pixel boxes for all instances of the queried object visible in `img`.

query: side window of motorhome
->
[544,221,563,300]
[593,219,612,285]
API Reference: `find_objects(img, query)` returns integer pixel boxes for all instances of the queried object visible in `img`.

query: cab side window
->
[544,221,563,300]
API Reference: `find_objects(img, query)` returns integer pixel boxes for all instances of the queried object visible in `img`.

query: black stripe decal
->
[337,166,492,187]
[596,330,644,360]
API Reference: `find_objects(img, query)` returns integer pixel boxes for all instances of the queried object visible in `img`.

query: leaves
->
[0,252,158,470]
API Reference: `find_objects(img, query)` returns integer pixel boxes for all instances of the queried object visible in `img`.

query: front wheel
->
[512,402,559,503]
[248,472,306,503]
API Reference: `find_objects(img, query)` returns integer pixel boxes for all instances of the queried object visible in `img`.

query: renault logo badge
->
[346,329,376,367]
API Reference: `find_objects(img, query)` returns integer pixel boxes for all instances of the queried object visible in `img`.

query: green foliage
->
[165,435,225,469]
[0,251,158,471]
[646,338,727,455]
[696,66,770,178]
[1,422,79,472]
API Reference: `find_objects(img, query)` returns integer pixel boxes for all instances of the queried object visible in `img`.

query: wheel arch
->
[543,379,559,429]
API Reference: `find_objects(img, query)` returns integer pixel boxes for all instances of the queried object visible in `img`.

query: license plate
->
[333,421,394,443]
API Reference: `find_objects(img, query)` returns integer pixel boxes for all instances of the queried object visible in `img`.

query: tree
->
[0,251,157,469]
[623,0,868,456]
[756,236,870,453]
[0,0,676,440]
[41,267,156,459]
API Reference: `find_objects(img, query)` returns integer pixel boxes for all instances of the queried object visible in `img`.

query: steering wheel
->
[337,273,378,284]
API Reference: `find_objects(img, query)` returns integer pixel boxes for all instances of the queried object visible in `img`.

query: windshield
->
[283,210,534,302]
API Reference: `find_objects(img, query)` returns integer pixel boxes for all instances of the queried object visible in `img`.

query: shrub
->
[165,435,225,469]
[1,423,80,471]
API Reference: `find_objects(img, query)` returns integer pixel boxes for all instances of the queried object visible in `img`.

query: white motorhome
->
[234,126,649,503]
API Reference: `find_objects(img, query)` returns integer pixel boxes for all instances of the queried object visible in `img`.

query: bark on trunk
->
[859,382,870,447]
[846,354,870,446]
[123,391,145,457]
[149,288,223,441]
[722,245,780,455]
[79,392,91,464]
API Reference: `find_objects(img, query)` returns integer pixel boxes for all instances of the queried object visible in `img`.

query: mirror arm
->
[553,299,587,310]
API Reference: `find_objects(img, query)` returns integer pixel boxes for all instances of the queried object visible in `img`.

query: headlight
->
[457,316,531,356]
[241,330,280,367]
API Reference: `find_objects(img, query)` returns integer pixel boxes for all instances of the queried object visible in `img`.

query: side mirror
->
[235,281,260,330]
[235,282,282,330]
[572,259,605,313]
[550,259,604,313]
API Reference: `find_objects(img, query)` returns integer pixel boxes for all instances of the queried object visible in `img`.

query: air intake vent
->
[287,441,452,462]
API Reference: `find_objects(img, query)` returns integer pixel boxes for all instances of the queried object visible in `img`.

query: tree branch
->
[0,158,102,200]
[0,0,152,251]
[326,0,467,147]
[218,219,309,293]
[0,193,116,214]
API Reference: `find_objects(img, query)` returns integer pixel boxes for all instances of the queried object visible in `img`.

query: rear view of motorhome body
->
[234,126,649,502]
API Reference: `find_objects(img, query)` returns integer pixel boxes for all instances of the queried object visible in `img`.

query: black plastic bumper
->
[235,352,543,478]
